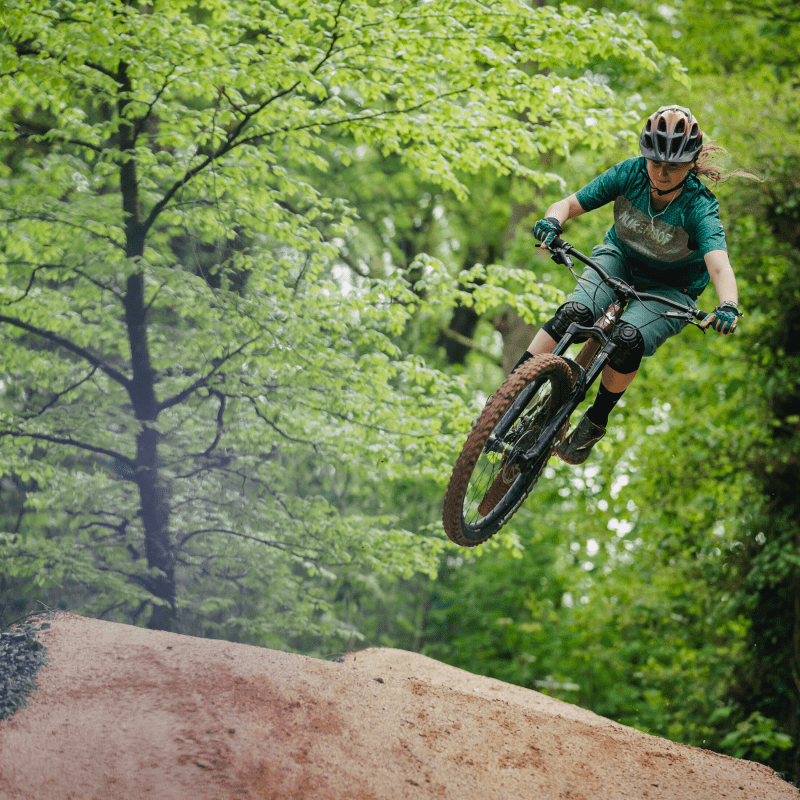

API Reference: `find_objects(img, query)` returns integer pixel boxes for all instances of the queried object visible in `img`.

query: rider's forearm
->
[705,249,738,305]
[544,194,586,226]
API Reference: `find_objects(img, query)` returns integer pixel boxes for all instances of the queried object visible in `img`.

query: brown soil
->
[0,612,796,799]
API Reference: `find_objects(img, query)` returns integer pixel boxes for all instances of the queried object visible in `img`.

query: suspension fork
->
[515,311,622,472]
[485,301,623,458]
[515,346,614,473]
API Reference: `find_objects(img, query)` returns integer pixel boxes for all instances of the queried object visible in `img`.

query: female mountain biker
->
[521,104,743,465]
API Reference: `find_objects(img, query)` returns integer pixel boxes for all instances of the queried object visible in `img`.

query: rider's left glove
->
[702,300,742,335]
[533,217,563,246]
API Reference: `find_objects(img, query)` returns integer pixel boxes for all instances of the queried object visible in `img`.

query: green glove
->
[533,217,563,246]
[702,301,742,335]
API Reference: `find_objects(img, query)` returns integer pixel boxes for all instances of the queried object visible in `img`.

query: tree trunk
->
[118,59,177,631]
[494,307,536,375]
[437,244,498,365]
[125,270,177,631]
[494,195,538,373]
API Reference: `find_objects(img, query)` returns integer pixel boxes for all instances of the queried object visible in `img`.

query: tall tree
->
[0,0,669,636]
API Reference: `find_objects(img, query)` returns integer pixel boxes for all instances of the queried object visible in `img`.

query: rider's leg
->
[599,364,638,393]
[586,366,637,428]
[585,325,644,425]
[558,326,644,464]
[509,300,593,374]
[525,327,558,357]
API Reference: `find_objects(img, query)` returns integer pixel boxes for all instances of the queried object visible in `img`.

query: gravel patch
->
[0,612,53,722]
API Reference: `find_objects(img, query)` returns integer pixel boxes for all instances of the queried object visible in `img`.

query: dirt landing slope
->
[0,612,796,800]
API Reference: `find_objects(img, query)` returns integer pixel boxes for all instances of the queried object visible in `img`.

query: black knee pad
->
[608,324,644,374]
[541,301,595,342]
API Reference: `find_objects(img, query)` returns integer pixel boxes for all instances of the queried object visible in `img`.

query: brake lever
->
[548,245,573,268]
[665,310,708,333]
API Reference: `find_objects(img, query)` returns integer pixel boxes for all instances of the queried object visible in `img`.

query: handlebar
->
[545,237,710,326]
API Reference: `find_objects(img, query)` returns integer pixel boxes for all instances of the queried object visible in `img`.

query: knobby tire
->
[442,354,577,547]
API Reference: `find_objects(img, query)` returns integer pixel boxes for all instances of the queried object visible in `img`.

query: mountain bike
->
[442,237,712,547]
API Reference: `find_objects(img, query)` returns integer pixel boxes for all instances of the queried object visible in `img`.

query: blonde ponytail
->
[692,141,762,185]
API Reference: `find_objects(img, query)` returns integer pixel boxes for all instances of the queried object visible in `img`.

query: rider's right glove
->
[533,217,563,246]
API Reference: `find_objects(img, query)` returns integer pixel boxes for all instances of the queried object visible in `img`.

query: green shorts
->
[565,243,697,357]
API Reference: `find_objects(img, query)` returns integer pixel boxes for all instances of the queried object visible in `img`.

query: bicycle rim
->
[442,355,576,546]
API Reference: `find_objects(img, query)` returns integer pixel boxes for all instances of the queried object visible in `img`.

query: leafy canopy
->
[0,0,674,640]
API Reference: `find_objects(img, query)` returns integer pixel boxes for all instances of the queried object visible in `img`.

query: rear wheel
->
[442,354,576,546]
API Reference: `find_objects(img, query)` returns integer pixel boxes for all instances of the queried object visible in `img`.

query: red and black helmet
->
[639,105,703,163]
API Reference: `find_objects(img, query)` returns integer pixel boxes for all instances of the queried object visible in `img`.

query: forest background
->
[1,0,799,785]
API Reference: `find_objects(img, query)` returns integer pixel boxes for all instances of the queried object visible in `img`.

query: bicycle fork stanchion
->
[517,338,617,472]
[483,378,545,455]
[484,323,615,459]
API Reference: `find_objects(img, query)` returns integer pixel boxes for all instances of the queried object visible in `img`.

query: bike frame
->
[488,237,709,475]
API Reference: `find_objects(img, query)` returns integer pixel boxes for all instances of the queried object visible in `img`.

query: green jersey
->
[575,157,727,297]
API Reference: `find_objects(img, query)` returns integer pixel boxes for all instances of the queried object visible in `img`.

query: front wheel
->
[442,354,577,547]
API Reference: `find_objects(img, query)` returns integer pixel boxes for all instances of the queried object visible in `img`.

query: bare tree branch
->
[439,326,501,364]
[0,313,131,389]
[177,527,326,560]
[0,208,124,249]
[139,17,345,237]
[22,366,100,419]
[201,390,226,457]
[157,335,261,412]
[73,268,126,301]
[0,262,65,304]
[131,66,178,142]
[236,87,468,150]
[0,429,134,467]
[240,394,317,446]
[13,123,104,154]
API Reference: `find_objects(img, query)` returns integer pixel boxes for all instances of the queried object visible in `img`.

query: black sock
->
[510,350,533,374]
[586,384,625,428]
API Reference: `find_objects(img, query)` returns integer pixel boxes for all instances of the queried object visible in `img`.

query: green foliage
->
[718,711,794,764]
[0,0,676,637]
[3,0,797,783]
[337,0,800,775]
